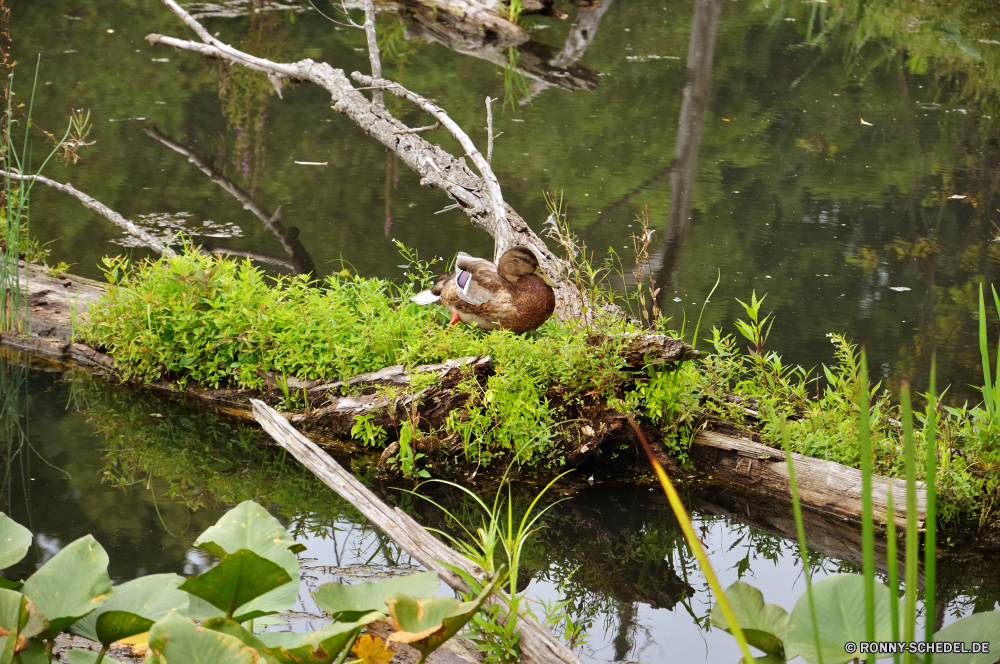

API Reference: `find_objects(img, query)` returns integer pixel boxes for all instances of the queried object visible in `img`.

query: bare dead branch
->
[0,170,176,256]
[392,121,441,134]
[149,0,591,322]
[485,95,495,164]
[363,0,383,108]
[353,72,511,260]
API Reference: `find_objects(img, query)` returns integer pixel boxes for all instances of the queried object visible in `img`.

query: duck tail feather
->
[411,290,440,305]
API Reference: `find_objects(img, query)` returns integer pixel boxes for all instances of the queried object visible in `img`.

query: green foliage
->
[416,469,578,663]
[0,514,30,571]
[313,571,438,622]
[710,581,789,659]
[0,501,484,664]
[385,575,499,664]
[706,354,1000,664]
[82,246,649,473]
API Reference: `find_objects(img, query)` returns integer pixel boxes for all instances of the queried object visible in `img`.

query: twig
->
[392,121,441,134]
[363,0,383,108]
[434,203,461,215]
[485,96,495,165]
[0,170,175,256]
[353,72,510,259]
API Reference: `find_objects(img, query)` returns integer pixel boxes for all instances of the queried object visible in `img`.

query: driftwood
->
[250,398,584,664]
[690,429,927,530]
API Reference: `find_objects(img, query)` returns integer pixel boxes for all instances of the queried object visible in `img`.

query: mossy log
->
[1,260,925,530]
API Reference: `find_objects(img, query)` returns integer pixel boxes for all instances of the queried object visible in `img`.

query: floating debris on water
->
[889,286,911,292]
[111,211,243,248]
[625,54,682,62]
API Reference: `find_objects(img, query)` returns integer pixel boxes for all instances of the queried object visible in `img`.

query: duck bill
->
[534,266,558,288]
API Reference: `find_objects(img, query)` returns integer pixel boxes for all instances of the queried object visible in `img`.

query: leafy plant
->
[0,500,491,664]
[707,355,1000,663]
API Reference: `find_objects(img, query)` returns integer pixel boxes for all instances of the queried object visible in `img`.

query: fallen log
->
[250,398,584,664]
[0,259,925,528]
[690,429,926,530]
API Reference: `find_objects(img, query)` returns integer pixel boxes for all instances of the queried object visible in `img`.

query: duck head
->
[498,247,557,287]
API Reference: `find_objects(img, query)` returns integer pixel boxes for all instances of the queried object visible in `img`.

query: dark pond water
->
[6,0,1000,661]
[3,353,999,662]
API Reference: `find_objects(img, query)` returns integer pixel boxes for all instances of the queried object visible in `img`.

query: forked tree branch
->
[147,0,591,322]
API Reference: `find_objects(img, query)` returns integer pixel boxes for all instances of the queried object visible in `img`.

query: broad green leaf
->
[0,579,21,592]
[385,574,499,657]
[313,571,438,622]
[148,611,264,664]
[740,656,785,664]
[20,535,111,638]
[193,501,301,620]
[201,618,277,664]
[915,610,1000,664]
[785,573,895,664]
[178,549,292,621]
[65,650,102,664]
[12,638,47,664]
[710,581,789,658]
[257,613,382,664]
[182,593,226,621]
[0,588,48,647]
[71,573,189,645]
[0,515,31,571]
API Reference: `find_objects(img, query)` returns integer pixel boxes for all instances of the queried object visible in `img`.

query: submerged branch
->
[0,170,175,256]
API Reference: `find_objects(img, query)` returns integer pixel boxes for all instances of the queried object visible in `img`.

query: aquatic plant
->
[0,500,493,664]
[703,355,1000,664]
[414,466,582,663]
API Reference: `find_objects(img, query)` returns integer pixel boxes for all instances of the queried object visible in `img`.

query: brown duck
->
[412,247,557,333]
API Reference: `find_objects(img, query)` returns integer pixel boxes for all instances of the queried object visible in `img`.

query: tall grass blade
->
[992,286,1000,418]
[901,383,918,662]
[886,487,900,664]
[627,416,757,664]
[924,359,937,664]
[978,285,994,422]
[691,270,721,351]
[780,420,823,664]
[858,351,875,645]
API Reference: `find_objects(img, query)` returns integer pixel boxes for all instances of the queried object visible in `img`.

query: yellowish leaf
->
[351,634,393,664]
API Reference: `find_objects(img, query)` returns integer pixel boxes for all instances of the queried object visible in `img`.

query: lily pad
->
[314,572,438,622]
[148,610,264,664]
[0,514,31,571]
[785,573,895,664]
[20,536,112,638]
[71,573,189,645]
[64,651,102,664]
[385,573,499,658]
[916,610,1000,664]
[193,501,301,621]
[178,549,292,622]
[257,613,382,664]
[710,581,789,658]
[0,589,48,664]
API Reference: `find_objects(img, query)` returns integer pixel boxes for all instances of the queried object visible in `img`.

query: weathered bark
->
[143,126,316,275]
[690,429,927,529]
[395,0,529,46]
[250,398,585,664]
[146,0,589,322]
